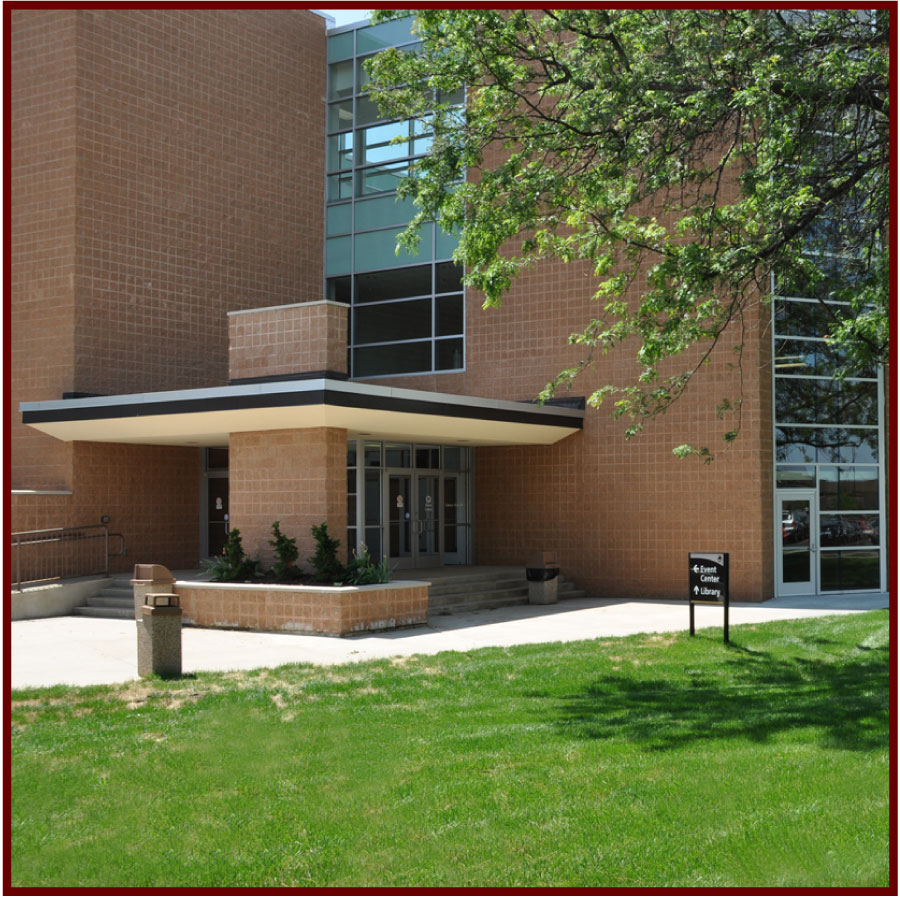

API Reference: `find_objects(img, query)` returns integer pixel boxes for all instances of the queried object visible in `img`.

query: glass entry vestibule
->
[347,441,471,568]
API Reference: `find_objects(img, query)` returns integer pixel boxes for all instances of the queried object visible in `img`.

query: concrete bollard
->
[525,551,560,605]
[131,564,176,620]
[137,592,182,678]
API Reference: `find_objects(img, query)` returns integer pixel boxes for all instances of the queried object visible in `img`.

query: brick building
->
[10,10,888,604]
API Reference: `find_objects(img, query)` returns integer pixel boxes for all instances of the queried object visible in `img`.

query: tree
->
[366,9,889,455]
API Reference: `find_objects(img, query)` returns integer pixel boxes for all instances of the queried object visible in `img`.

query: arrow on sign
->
[692,565,700,573]
[693,586,700,595]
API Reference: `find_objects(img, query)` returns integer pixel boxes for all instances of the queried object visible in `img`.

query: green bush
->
[267,521,306,583]
[308,522,345,584]
[202,528,263,583]
[344,545,392,585]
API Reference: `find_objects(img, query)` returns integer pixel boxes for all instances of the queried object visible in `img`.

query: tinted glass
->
[774,299,850,339]
[356,265,431,302]
[327,133,354,171]
[328,100,354,132]
[776,427,878,464]
[820,550,880,591]
[355,341,431,377]
[354,299,432,345]
[358,121,410,165]
[385,444,411,467]
[327,31,354,62]
[820,514,879,547]
[354,194,418,231]
[327,203,352,236]
[356,18,415,53]
[358,162,408,195]
[436,338,463,371]
[775,378,879,426]
[326,275,351,303]
[436,262,463,293]
[436,294,464,336]
[818,466,879,510]
[773,338,876,378]
[328,60,354,100]
[364,470,381,523]
[775,466,815,488]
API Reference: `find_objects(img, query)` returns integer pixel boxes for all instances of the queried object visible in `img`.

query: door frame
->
[775,488,818,596]
[384,469,443,568]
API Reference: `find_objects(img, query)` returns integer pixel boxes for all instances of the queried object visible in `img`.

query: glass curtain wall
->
[773,267,885,593]
[326,18,465,378]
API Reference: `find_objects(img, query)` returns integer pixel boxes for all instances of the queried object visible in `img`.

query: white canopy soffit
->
[21,379,584,448]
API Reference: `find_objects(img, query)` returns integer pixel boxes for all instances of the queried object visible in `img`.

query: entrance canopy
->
[21,378,584,447]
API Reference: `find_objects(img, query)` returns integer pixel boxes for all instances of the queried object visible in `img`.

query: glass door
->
[416,474,441,566]
[776,489,817,595]
[387,473,413,568]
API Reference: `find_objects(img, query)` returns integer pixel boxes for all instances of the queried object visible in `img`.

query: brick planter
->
[174,580,429,636]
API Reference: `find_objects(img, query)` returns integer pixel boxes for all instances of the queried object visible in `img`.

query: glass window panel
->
[327,172,353,201]
[385,444,411,468]
[774,299,849,339]
[357,161,409,196]
[774,337,876,378]
[347,469,357,493]
[347,527,357,554]
[327,133,354,171]
[435,262,463,294]
[364,470,381,524]
[356,17,415,54]
[435,225,458,260]
[356,93,389,126]
[326,275,351,303]
[415,446,440,469]
[354,341,432,377]
[328,60,354,100]
[347,494,357,527]
[818,466,879,511]
[354,225,428,271]
[363,527,382,562]
[327,31,354,62]
[443,447,466,471]
[354,194,418,231]
[775,466,815,488]
[354,299,431,345]
[438,87,466,106]
[820,514,879,548]
[775,256,868,301]
[820,550,880,591]
[364,443,382,468]
[328,100,354,132]
[412,132,433,156]
[355,265,431,303]
[775,378,879,426]
[776,427,878,464]
[358,121,410,165]
[347,444,357,467]
[326,202,352,236]
[206,448,228,470]
[435,337,463,371]
[436,294,463,336]
[325,235,351,276]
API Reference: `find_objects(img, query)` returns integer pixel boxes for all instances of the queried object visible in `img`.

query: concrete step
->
[428,577,527,598]
[72,604,134,620]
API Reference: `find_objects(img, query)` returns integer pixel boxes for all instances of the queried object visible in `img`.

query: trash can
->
[525,552,560,605]
[137,592,182,678]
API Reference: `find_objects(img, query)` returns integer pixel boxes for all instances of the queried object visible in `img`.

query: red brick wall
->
[11,10,327,571]
[229,428,348,570]
[361,254,774,601]
[9,11,78,491]
[229,301,349,382]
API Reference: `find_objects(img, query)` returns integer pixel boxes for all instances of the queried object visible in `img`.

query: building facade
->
[10,10,888,603]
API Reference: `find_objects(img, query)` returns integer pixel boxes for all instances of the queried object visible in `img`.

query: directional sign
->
[689,552,729,603]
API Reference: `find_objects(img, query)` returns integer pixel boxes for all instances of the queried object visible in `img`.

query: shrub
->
[344,545,392,585]
[203,528,263,583]
[308,523,345,584]
[268,521,306,583]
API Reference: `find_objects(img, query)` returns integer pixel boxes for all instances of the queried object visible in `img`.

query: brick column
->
[228,300,349,383]
[228,427,348,570]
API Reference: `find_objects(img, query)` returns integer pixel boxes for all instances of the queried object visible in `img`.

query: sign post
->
[688,552,730,643]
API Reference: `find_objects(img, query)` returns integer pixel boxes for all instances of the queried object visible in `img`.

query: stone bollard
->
[137,593,182,678]
[525,551,560,605]
[131,564,175,620]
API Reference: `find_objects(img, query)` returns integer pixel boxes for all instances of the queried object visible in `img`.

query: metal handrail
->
[11,524,127,591]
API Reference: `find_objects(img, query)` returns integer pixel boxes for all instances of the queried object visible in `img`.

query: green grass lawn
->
[10,611,890,888]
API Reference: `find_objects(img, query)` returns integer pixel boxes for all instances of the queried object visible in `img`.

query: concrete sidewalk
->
[9,593,889,690]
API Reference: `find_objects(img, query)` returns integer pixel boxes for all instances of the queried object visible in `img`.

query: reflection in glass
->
[354,299,431,344]
[354,341,432,377]
[820,550,880,591]
[774,299,849,339]
[775,378,878,426]
[820,514,879,547]
[818,466,879,511]
[773,337,876,378]
[775,466,815,488]
[385,444,411,468]
[776,427,878,464]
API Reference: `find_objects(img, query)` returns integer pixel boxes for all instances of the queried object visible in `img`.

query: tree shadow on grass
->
[546,639,889,753]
